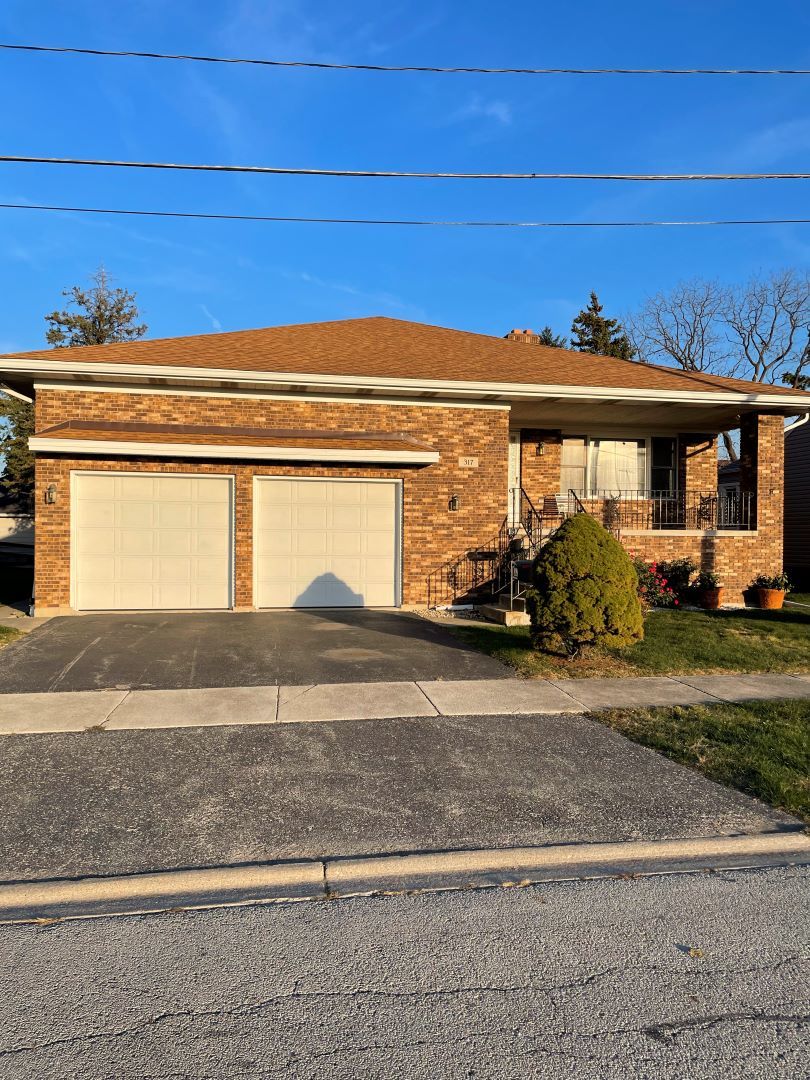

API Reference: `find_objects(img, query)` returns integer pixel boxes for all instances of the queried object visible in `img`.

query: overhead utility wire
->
[2,202,808,229]
[0,43,807,75]
[1,156,808,181]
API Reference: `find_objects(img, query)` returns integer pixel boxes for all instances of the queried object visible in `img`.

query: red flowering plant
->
[631,556,679,609]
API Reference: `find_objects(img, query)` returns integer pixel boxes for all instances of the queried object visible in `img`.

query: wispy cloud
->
[447,94,513,127]
[730,117,810,168]
[200,303,223,331]
[282,269,424,317]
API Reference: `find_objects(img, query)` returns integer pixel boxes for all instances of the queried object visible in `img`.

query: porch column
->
[739,413,784,555]
[677,434,717,493]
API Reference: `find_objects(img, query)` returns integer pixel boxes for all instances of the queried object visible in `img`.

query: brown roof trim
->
[36,419,435,449]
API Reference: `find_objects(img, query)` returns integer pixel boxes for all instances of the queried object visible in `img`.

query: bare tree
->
[626,279,737,459]
[626,279,731,373]
[725,270,810,386]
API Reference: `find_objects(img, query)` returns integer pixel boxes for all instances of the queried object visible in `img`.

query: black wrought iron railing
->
[564,489,755,532]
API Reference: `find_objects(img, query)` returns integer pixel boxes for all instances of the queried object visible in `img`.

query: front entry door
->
[508,431,522,525]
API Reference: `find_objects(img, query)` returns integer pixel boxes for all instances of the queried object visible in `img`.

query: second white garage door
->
[254,478,400,608]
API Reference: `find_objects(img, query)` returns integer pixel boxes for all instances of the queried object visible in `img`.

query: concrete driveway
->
[0,609,511,693]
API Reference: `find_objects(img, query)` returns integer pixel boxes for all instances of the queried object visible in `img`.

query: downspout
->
[785,412,810,435]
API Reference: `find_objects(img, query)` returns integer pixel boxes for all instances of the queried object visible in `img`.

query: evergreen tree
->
[0,267,147,509]
[537,325,568,348]
[45,266,147,346]
[0,395,35,511]
[570,291,636,360]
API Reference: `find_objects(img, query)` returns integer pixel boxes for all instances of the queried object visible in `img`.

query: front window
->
[560,436,677,496]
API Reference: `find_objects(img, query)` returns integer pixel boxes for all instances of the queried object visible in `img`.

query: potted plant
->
[693,570,723,610]
[750,572,792,611]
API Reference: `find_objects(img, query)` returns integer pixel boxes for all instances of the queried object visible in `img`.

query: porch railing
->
[564,489,756,532]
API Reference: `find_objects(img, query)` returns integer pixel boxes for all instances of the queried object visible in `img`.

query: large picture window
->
[560,436,677,496]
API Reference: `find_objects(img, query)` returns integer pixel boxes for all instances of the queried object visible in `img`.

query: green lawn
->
[448,605,810,679]
[0,626,21,650]
[596,699,810,825]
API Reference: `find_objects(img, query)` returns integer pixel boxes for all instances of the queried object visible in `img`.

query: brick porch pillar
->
[739,413,784,567]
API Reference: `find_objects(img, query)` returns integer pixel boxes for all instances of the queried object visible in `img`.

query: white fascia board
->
[28,436,440,464]
[6,356,810,409]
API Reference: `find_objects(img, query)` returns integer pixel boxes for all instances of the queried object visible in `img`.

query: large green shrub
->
[527,514,644,655]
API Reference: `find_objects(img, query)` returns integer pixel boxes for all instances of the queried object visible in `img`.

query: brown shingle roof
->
[34,419,434,453]
[4,316,808,399]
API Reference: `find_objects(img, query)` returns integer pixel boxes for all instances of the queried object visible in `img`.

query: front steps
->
[479,595,531,627]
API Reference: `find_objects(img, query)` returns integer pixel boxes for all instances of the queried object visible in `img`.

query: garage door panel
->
[156,476,192,500]
[195,531,230,556]
[77,530,116,555]
[255,479,399,608]
[156,503,192,529]
[77,501,115,527]
[80,556,116,582]
[119,475,156,499]
[79,474,117,499]
[155,531,191,555]
[196,502,230,528]
[119,502,155,529]
[76,582,116,610]
[73,474,232,611]
[332,506,363,530]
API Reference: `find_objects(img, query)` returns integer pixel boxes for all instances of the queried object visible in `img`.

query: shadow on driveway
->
[0,609,513,693]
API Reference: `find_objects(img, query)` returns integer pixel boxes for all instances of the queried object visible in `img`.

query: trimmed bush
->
[527,514,644,655]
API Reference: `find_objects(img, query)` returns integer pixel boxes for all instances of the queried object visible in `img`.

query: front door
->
[508,431,522,525]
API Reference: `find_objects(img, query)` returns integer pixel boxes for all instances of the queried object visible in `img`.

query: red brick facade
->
[33,389,509,611]
[32,386,784,611]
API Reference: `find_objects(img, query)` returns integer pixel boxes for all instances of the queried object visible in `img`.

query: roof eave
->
[3,357,810,414]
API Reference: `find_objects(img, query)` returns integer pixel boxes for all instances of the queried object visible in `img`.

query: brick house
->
[0,317,807,616]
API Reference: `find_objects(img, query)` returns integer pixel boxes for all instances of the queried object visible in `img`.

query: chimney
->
[504,328,542,344]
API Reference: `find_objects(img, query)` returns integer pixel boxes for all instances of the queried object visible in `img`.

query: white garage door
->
[254,478,400,608]
[72,473,233,611]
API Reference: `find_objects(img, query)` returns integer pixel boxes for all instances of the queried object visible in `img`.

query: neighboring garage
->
[254,477,401,608]
[71,472,233,611]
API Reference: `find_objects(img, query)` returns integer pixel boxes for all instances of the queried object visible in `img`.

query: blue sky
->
[1,0,809,353]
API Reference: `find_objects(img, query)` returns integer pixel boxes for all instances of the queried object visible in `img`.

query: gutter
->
[4,357,810,409]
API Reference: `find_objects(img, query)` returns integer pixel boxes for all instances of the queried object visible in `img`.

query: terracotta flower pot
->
[757,587,785,610]
[698,587,724,610]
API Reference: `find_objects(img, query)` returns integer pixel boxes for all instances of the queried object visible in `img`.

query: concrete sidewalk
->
[0,672,808,735]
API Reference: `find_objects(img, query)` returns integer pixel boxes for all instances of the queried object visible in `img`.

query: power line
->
[1,43,807,76]
[2,201,808,229]
[2,155,809,181]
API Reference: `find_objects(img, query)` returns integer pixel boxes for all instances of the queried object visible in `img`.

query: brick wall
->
[520,430,562,507]
[33,389,509,611]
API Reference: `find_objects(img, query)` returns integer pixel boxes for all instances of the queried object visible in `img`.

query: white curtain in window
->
[590,440,645,493]
[560,438,587,494]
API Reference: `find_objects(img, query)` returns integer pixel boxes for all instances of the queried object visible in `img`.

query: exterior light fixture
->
[44,484,57,505]
[536,442,545,456]
[448,494,460,512]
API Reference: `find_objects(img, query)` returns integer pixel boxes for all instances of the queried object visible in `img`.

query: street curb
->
[1,830,809,923]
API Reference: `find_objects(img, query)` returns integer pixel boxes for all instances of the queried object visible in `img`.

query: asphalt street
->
[0,866,806,1079]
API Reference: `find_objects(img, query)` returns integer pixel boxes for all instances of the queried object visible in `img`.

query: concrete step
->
[478,604,531,627]
[495,595,528,613]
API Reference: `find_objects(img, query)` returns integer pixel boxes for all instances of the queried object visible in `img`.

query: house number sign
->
[458,456,479,468]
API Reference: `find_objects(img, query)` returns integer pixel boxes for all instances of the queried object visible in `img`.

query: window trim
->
[560,435,679,496]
